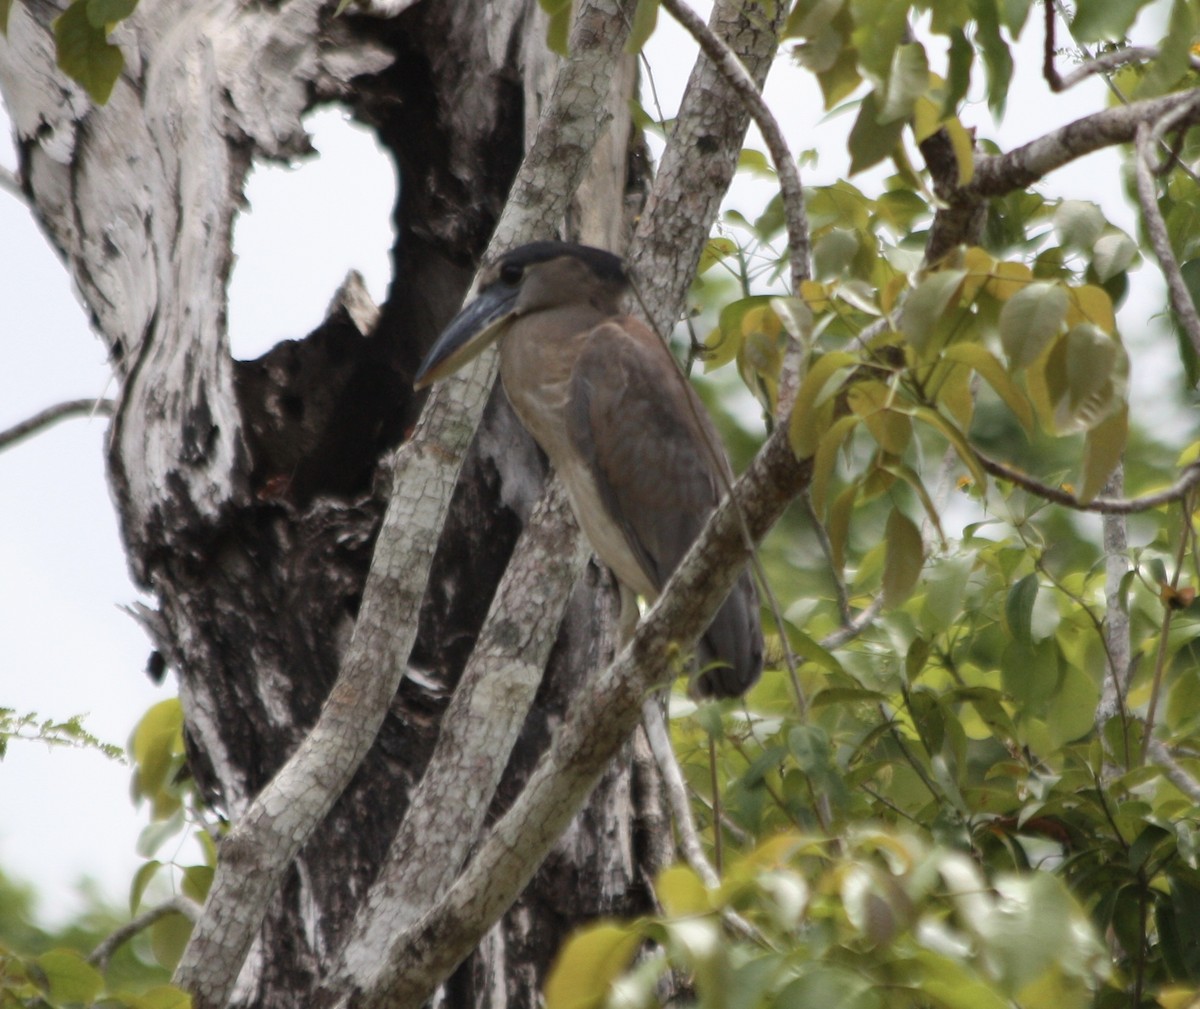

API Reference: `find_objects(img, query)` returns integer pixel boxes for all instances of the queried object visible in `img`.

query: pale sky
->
[0,5,1177,926]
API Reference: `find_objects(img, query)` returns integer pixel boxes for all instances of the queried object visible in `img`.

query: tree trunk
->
[2,1,657,1005]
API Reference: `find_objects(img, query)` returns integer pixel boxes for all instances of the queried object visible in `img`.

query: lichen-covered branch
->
[353,425,810,1009]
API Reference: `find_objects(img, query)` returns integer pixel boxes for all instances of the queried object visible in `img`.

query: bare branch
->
[1147,740,1200,804]
[820,596,884,650]
[1097,465,1133,731]
[0,163,23,202]
[0,398,114,452]
[89,896,201,973]
[658,0,810,292]
[174,3,638,1004]
[974,449,1200,515]
[1135,118,1200,361]
[641,698,718,886]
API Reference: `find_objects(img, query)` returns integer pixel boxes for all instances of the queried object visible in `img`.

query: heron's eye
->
[499,262,524,286]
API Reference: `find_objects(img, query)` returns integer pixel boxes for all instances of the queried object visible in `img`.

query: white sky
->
[0,4,1178,926]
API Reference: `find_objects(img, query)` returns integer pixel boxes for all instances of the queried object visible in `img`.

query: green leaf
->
[1092,233,1138,283]
[883,507,924,608]
[130,858,163,913]
[35,949,104,1004]
[624,0,657,53]
[1059,322,1128,431]
[545,922,643,1009]
[151,912,194,972]
[811,414,860,513]
[1070,0,1151,41]
[777,964,881,1009]
[86,0,137,28]
[54,0,123,103]
[971,0,1013,116]
[999,282,1067,368]
[1005,574,1038,647]
[697,237,737,276]
[908,405,988,490]
[1080,404,1128,503]
[538,0,573,55]
[900,269,966,356]
[1054,200,1105,252]
[121,985,195,1009]
[847,90,905,174]
[183,864,215,905]
[1,0,13,34]
[943,28,973,116]
[879,42,929,124]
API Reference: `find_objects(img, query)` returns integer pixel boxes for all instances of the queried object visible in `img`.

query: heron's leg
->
[618,583,641,646]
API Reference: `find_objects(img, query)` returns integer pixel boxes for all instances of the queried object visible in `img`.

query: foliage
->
[0,709,124,762]
[0,700,208,1007]
[546,1,1200,1007]
[1,0,138,104]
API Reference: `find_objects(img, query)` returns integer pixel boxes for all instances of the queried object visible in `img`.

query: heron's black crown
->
[492,241,628,287]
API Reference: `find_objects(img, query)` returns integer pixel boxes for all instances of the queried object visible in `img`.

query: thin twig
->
[819,596,884,650]
[974,449,1200,515]
[802,491,851,624]
[642,698,717,885]
[1134,121,1200,362]
[0,164,24,202]
[0,398,115,452]
[89,895,202,972]
[657,0,810,292]
[1042,1,1158,94]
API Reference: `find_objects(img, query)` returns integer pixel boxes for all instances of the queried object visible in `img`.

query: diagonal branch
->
[0,398,114,452]
[352,424,811,1009]
[173,3,637,1005]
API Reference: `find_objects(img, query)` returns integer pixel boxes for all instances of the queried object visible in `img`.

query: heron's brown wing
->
[567,318,764,698]
[566,318,725,594]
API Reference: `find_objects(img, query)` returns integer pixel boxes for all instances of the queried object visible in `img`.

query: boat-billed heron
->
[414,241,763,698]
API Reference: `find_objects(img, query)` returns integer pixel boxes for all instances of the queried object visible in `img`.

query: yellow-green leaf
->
[984,260,1033,300]
[883,508,924,608]
[909,406,988,490]
[657,864,710,916]
[847,380,911,454]
[787,350,856,458]
[944,115,975,186]
[624,0,657,54]
[545,923,643,1009]
[942,343,1034,434]
[1065,284,1116,333]
[829,482,858,570]
[812,414,860,514]
[35,949,104,1005]
[151,912,194,972]
[1079,404,1128,503]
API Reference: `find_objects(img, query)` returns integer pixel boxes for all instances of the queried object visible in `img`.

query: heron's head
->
[413,241,629,389]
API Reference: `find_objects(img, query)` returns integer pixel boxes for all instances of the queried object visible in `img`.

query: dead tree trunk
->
[0,0,783,1004]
